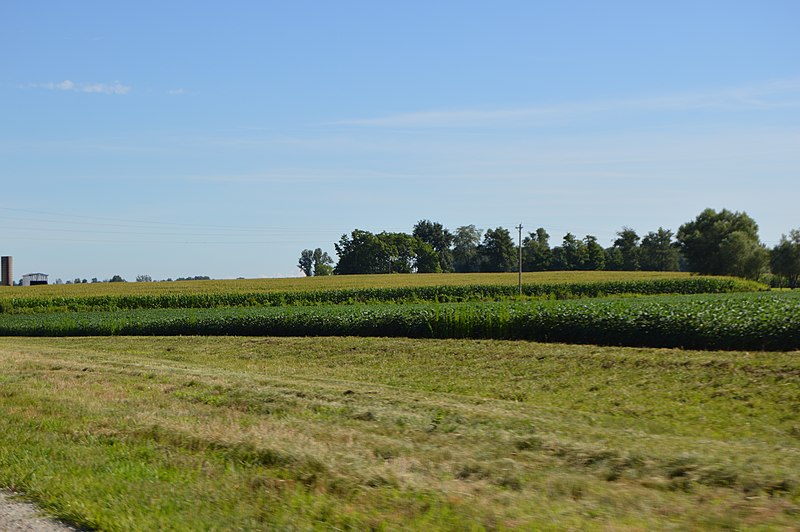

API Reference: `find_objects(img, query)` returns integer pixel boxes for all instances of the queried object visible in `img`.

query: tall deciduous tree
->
[298,249,314,276]
[522,227,552,271]
[480,227,516,272]
[552,233,587,270]
[333,230,436,275]
[771,229,800,288]
[452,225,483,273]
[381,232,419,274]
[583,235,606,270]
[312,248,334,276]
[413,220,454,272]
[334,230,388,275]
[718,231,768,279]
[612,227,640,270]
[677,208,764,276]
[639,228,681,271]
[604,247,624,270]
[414,240,441,273]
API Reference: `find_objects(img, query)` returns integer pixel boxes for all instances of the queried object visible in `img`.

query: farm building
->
[22,273,49,286]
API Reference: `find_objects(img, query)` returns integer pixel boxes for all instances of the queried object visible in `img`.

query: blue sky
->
[1,1,798,280]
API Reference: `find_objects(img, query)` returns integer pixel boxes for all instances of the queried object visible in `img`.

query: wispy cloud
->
[168,88,186,95]
[26,80,131,95]
[338,79,800,128]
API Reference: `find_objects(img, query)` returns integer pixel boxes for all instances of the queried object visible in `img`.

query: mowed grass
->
[0,271,696,299]
[0,336,798,530]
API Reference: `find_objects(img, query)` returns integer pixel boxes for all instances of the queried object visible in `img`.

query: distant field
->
[0,336,797,530]
[0,272,764,316]
[0,271,699,298]
[0,271,786,350]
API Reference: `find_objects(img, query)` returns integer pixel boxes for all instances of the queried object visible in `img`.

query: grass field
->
[0,272,797,529]
[0,336,798,530]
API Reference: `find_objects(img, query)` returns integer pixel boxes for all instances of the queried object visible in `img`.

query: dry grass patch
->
[0,336,797,529]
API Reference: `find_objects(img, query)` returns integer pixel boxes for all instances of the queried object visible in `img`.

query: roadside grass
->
[1,336,798,529]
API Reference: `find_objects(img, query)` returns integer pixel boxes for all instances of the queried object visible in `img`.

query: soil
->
[0,491,75,531]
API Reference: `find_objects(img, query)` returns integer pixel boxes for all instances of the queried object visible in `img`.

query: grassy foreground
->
[0,336,798,530]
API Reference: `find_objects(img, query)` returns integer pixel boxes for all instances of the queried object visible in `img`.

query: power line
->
[516,223,523,295]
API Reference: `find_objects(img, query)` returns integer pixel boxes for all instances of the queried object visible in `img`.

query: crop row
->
[1,292,797,350]
[0,271,704,298]
[0,277,764,314]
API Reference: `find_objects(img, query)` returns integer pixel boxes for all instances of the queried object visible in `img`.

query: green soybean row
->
[1,291,797,350]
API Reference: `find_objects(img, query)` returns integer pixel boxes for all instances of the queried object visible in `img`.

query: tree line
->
[298,208,800,287]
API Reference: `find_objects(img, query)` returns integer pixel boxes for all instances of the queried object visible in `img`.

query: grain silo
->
[1,256,11,286]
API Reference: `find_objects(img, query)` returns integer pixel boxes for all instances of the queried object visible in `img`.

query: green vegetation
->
[0,275,763,314]
[676,208,770,280]
[299,212,798,282]
[0,271,697,298]
[1,269,796,528]
[0,291,796,350]
[771,229,800,288]
[0,336,797,530]
[297,248,334,277]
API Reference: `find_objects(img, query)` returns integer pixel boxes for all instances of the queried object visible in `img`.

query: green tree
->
[452,225,483,273]
[334,230,433,275]
[612,227,640,270]
[639,228,681,271]
[771,230,800,288]
[334,230,388,275]
[380,232,419,274]
[583,235,606,270]
[677,208,764,276]
[298,249,314,276]
[604,247,624,270]
[413,220,454,272]
[480,227,516,272]
[718,231,768,280]
[522,227,552,271]
[552,233,587,270]
[312,248,334,276]
[414,240,441,273]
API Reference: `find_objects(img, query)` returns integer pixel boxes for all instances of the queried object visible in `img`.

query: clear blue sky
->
[2,1,798,280]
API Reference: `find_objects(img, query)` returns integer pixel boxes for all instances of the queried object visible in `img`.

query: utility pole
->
[516,224,523,296]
